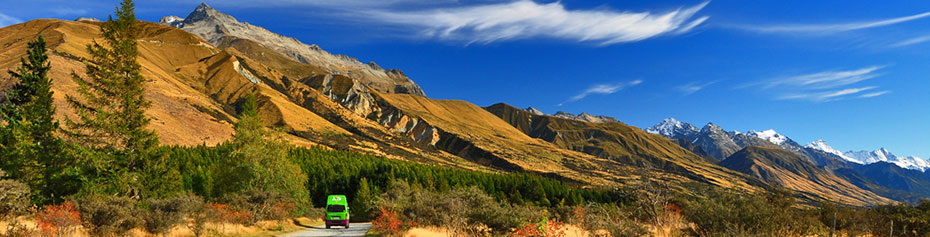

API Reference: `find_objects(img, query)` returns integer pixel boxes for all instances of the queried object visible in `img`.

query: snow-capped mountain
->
[845,148,895,164]
[802,140,930,171]
[646,118,699,138]
[805,140,861,164]
[842,148,930,171]
[892,156,930,172]
[747,129,789,146]
[646,118,865,168]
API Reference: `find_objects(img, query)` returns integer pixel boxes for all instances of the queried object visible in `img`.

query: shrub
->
[579,203,648,237]
[372,207,402,236]
[1,174,34,237]
[680,187,821,236]
[375,181,547,235]
[513,219,566,237]
[172,196,208,237]
[207,202,251,225]
[141,195,201,235]
[0,176,31,220]
[222,190,295,225]
[75,195,141,236]
[35,201,81,237]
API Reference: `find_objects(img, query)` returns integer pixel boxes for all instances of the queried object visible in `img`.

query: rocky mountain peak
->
[74,17,100,22]
[185,2,228,23]
[366,62,383,71]
[646,117,698,137]
[159,16,184,27]
[551,111,616,123]
[747,129,788,145]
[700,122,723,133]
[524,107,544,116]
[197,2,213,10]
[160,2,426,105]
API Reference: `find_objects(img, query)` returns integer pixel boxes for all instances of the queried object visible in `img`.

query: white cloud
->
[859,90,891,98]
[891,35,930,47]
[750,66,890,102]
[560,80,641,106]
[0,12,22,27]
[766,66,883,89]
[730,10,930,34]
[366,1,710,45]
[676,81,715,95]
[778,86,877,102]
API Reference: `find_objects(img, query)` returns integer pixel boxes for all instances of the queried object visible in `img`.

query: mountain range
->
[0,2,921,206]
[646,117,930,203]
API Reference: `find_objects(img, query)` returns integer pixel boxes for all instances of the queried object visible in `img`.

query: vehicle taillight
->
[346,213,349,219]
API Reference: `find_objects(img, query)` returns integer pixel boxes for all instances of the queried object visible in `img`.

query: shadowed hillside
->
[721,146,892,206]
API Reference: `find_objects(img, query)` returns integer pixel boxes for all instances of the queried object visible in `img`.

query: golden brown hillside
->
[0,19,487,171]
[483,103,767,190]
[0,19,237,145]
[368,94,769,193]
[721,146,893,206]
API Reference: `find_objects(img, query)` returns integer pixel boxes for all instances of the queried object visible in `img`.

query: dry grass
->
[0,216,319,237]
[722,147,893,206]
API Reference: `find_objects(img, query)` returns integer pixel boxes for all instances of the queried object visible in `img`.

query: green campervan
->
[325,195,350,228]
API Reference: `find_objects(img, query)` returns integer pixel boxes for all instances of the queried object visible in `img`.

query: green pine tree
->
[214,93,308,204]
[66,0,162,198]
[0,35,70,204]
[352,177,373,221]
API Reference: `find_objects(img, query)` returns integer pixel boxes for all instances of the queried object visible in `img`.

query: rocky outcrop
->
[160,3,425,100]
[524,107,544,116]
[74,17,100,22]
[552,111,617,123]
[300,74,378,116]
[376,106,441,147]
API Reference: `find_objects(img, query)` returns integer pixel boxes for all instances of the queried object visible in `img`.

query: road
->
[279,223,372,237]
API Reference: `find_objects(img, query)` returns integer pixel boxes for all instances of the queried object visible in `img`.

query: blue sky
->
[1,0,929,158]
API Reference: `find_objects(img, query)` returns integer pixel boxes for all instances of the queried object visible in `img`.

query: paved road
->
[279,223,372,237]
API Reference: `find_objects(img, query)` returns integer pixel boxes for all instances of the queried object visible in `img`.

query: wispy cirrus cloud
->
[765,66,883,89]
[560,80,642,106]
[366,1,711,45]
[0,12,22,27]
[859,90,891,98]
[891,35,930,47]
[777,86,877,101]
[728,10,930,35]
[750,66,890,102]
[676,81,716,95]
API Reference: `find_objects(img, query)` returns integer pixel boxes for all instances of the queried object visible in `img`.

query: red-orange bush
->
[513,219,565,237]
[36,202,81,237]
[372,207,402,235]
[208,203,252,225]
[268,201,296,221]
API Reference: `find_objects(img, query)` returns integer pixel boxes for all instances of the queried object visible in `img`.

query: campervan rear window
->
[327,205,346,212]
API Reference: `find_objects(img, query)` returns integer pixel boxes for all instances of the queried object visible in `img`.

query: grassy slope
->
[0,19,350,145]
[720,146,892,206]
[484,103,765,192]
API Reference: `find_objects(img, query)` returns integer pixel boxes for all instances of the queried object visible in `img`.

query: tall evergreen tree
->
[352,177,373,221]
[0,35,69,204]
[214,93,308,204]
[66,0,161,198]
